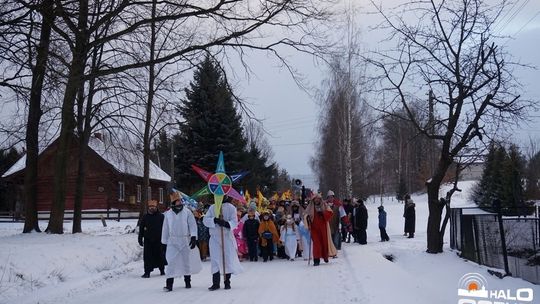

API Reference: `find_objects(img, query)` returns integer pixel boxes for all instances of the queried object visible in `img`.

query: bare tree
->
[312,1,374,199]
[0,0,57,233]
[42,0,334,233]
[367,0,534,253]
[244,120,274,162]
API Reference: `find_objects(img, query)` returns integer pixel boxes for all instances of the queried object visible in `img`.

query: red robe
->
[310,210,333,259]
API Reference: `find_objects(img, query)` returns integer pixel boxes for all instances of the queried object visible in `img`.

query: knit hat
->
[327,190,335,197]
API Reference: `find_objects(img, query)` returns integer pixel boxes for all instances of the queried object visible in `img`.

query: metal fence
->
[450,207,540,284]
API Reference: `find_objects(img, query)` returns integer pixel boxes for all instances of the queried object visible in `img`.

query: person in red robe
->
[303,194,333,266]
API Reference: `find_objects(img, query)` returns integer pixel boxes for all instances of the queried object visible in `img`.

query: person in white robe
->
[161,192,202,292]
[203,197,243,290]
[280,214,300,261]
[298,219,311,261]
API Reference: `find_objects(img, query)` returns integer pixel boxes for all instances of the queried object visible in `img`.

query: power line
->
[497,0,531,35]
[512,10,540,37]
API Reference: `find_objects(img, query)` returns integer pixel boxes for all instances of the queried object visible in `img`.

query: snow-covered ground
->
[1,181,538,304]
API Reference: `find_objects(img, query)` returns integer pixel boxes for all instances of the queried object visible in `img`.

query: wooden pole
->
[220,214,226,279]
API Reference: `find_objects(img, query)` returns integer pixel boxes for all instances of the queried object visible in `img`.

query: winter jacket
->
[258,219,279,246]
[243,218,260,240]
[355,205,368,230]
[138,212,164,244]
[197,217,210,242]
[404,202,416,233]
[378,210,387,228]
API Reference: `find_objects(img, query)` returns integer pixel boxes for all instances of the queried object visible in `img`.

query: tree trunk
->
[344,84,353,199]
[426,159,452,253]
[139,0,157,223]
[426,181,444,253]
[72,36,102,233]
[23,0,55,233]
[46,0,89,234]
[439,202,451,250]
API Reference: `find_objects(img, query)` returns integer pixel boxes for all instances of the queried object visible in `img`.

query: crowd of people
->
[137,190,417,292]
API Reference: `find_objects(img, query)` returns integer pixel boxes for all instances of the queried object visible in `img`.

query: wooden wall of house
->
[5,138,171,212]
[108,174,170,211]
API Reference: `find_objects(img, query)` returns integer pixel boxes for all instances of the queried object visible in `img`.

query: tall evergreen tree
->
[500,144,525,213]
[151,130,173,177]
[175,56,248,193]
[474,142,527,214]
[472,143,498,208]
[525,151,540,200]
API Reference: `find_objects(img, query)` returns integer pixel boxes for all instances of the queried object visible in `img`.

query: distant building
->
[457,155,485,181]
[459,161,484,181]
[2,134,171,213]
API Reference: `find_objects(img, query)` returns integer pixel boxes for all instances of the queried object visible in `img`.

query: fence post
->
[494,199,511,276]
[117,208,121,222]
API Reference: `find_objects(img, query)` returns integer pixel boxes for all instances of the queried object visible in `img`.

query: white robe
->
[280,225,300,259]
[203,203,243,275]
[161,208,202,278]
[298,221,311,257]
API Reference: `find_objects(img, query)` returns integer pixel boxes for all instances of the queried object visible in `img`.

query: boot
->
[159,267,165,276]
[208,272,220,291]
[163,278,174,292]
[313,258,320,266]
[184,275,191,288]
[224,273,231,290]
[141,272,150,278]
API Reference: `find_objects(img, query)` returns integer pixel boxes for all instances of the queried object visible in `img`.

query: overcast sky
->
[231,0,540,187]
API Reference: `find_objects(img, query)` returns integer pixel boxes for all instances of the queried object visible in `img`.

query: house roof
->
[2,136,171,182]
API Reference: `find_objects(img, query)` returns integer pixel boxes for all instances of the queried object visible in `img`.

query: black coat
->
[354,205,368,230]
[139,212,164,243]
[404,204,416,233]
[138,212,166,270]
[243,218,260,240]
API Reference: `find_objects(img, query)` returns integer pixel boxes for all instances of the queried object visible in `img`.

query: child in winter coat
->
[378,206,390,242]
[195,210,210,261]
[258,210,279,262]
[233,210,248,260]
[280,215,300,261]
[242,210,260,261]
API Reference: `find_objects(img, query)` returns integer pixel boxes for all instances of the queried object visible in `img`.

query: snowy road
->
[27,246,370,304]
[2,181,539,304]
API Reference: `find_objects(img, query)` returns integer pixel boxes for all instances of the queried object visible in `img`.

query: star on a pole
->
[191,151,247,216]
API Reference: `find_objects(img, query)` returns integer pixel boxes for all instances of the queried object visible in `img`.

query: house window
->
[118,182,125,202]
[159,188,163,203]
[137,185,141,203]
[147,186,152,200]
